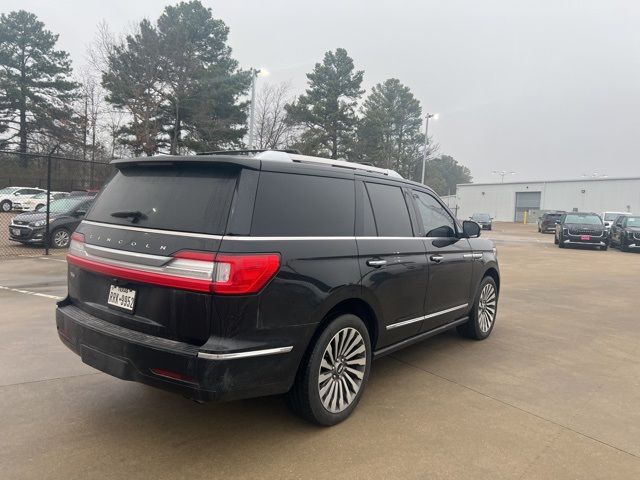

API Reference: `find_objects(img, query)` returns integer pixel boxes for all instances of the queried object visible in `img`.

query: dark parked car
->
[470,213,492,230]
[55,150,500,425]
[609,215,640,252]
[554,212,608,250]
[538,211,564,233]
[9,196,93,248]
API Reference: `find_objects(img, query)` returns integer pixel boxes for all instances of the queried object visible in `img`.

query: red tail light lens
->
[211,254,280,294]
[67,242,280,296]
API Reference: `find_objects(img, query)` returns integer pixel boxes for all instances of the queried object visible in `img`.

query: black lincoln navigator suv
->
[56,150,500,425]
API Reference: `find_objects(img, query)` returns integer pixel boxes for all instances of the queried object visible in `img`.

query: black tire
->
[601,244,608,251]
[620,240,628,252]
[457,276,499,340]
[558,235,565,248]
[287,314,372,426]
[50,228,71,248]
[0,200,12,212]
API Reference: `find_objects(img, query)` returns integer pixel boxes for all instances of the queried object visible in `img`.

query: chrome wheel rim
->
[318,327,367,414]
[1,202,10,212]
[53,230,69,248]
[478,283,497,333]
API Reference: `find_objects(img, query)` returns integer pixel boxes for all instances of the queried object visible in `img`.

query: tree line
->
[0,1,471,193]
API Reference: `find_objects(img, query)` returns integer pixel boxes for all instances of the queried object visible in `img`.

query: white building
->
[450,177,640,222]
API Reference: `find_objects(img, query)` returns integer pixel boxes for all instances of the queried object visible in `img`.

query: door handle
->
[430,254,444,263]
[366,259,387,267]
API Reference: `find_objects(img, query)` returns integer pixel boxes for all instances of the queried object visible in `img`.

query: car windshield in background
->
[473,214,491,221]
[604,213,625,221]
[565,214,602,225]
[43,197,87,213]
[547,213,562,219]
[626,217,640,227]
[86,164,238,234]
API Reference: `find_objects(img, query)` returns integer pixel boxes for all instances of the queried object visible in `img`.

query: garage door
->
[515,191,541,222]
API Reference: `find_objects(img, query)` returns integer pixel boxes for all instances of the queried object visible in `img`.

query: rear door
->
[356,179,429,347]
[409,189,474,331]
[69,163,238,345]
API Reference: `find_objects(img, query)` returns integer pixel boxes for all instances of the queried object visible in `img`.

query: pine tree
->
[286,48,364,159]
[356,78,423,176]
[0,10,78,154]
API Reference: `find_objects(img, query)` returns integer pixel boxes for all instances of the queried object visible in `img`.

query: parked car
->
[0,186,46,212]
[609,215,640,252]
[55,150,500,426]
[9,196,93,248]
[68,189,99,197]
[470,213,493,230]
[537,211,564,233]
[554,212,608,250]
[12,191,69,212]
[602,211,630,231]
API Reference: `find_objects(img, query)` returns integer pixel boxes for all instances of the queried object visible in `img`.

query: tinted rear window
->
[365,182,413,237]
[251,172,354,236]
[86,164,237,234]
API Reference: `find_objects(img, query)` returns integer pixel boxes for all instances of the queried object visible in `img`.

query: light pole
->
[492,170,515,183]
[247,68,269,150]
[421,113,438,184]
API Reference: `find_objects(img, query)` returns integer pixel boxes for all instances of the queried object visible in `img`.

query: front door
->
[409,190,474,331]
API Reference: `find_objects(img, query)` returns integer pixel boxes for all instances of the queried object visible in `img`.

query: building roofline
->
[457,176,640,187]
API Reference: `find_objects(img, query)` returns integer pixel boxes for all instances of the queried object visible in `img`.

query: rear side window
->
[87,164,237,234]
[365,182,413,237]
[252,172,355,236]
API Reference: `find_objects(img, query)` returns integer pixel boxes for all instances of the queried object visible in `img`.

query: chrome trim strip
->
[386,303,469,330]
[198,346,293,360]
[81,220,223,240]
[84,243,172,267]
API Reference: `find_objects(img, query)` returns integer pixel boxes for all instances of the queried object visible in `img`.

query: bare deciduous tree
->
[254,82,295,150]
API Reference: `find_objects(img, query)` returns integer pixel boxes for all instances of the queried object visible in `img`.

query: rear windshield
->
[604,212,625,221]
[545,213,562,219]
[86,164,237,234]
[564,214,602,225]
[472,213,490,221]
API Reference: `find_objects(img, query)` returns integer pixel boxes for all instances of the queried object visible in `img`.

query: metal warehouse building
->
[448,177,640,222]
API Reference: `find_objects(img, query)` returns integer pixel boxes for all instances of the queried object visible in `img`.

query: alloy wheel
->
[318,327,367,414]
[53,230,70,248]
[478,283,497,333]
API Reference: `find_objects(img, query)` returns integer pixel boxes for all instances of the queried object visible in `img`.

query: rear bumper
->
[56,299,303,402]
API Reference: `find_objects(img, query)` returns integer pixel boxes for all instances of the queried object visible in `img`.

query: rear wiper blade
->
[110,210,147,223]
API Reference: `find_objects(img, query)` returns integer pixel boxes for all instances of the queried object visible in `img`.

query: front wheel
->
[457,276,498,340]
[0,200,12,212]
[288,314,371,426]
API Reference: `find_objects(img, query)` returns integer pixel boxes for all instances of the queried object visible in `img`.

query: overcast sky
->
[5,0,640,182]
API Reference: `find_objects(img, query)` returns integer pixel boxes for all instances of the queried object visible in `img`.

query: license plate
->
[580,235,590,241]
[107,285,136,312]
[11,228,21,236]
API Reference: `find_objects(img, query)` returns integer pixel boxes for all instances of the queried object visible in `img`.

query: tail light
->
[67,234,280,295]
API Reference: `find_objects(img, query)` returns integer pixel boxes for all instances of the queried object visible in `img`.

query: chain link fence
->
[0,150,114,257]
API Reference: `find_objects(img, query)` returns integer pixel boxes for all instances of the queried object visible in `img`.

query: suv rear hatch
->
[67,162,238,346]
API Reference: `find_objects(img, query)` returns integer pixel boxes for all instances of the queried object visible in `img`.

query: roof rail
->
[196,148,301,156]
[254,150,403,178]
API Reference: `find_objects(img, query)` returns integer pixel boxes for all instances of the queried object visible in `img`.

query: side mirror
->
[14,192,21,196]
[462,220,481,238]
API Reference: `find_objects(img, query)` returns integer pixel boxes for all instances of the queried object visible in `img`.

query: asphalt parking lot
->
[0,222,638,479]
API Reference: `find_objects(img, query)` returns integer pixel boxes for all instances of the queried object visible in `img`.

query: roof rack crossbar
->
[196,149,301,156]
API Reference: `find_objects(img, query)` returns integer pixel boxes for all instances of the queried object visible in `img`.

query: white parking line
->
[39,256,67,263]
[0,285,63,300]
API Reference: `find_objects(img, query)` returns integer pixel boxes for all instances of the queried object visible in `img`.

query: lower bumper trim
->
[198,346,293,360]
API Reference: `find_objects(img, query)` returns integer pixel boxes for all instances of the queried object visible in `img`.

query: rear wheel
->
[0,200,11,212]
[288,314,371,426]
[50,228,70,248]
[457,276,498,340]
